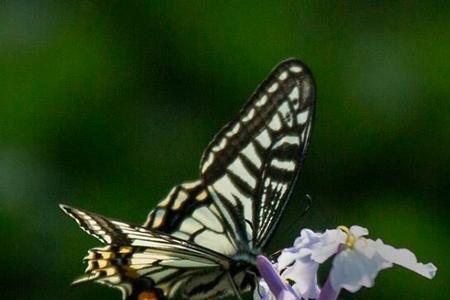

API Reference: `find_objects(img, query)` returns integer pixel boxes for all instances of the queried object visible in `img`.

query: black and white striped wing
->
[60,204,233,299]
[144,180,240,256]
[146,59,315,253]
[61,59,315,300]
[200,59,315,248]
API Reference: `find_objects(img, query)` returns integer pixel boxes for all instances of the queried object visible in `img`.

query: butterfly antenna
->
[300,193,312,218]
[269,249,283,261]
[285,193,312,229]
[270,194,313,258]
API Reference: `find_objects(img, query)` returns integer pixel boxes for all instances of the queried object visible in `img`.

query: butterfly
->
[60,58,315,300]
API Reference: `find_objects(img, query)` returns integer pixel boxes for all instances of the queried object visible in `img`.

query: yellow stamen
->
[337,225,357,248]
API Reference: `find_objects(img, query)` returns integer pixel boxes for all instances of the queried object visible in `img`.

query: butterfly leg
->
[226,272,244,300]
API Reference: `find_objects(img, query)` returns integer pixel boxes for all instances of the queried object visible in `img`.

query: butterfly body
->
[61,59,315,299]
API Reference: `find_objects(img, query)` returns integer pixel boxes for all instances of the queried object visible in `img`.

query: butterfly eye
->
[138,291,159,300]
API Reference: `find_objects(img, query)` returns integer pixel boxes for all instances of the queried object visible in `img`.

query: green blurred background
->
[1,1,448,299]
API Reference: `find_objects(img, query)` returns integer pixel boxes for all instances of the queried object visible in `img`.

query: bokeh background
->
[1,1,448,299]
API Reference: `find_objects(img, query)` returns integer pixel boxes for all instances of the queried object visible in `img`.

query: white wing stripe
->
[268,113,282,131]
[227,157,257,189]
[297,110,309,125]
[270,159,296,171]
[289,86,299,101]
[241,142,262,168]
[212,174,249,206]
[255,95,268,107]
[255,129,271,148]
[273,135,300,149]
[192,206,223,232]
[242,108,256,122]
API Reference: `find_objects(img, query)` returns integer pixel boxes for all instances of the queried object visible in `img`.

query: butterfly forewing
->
[200,59,315,248]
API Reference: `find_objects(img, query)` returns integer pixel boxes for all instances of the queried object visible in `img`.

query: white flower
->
[329,230,437,292]
[280,225,437,294]
[278,229,321,299]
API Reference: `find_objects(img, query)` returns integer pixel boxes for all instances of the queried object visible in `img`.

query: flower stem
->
[316,277,339,300]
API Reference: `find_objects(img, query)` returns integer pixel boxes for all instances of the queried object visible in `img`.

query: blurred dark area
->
[0,1,448,299]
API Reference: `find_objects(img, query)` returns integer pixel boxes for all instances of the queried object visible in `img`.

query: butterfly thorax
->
[231,249,258,267]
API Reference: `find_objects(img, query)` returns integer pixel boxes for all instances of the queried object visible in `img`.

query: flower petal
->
[354,238,377,258]
[254,279,274,300]
[278,248,301,270]
[283,257,320,299]
[293,229,323,249]
[373,239,437,279]
[277,289,299,300]
[349,225,369,238]
[309,229,346,263]
[279,229,323,269]
[330,248,392,292]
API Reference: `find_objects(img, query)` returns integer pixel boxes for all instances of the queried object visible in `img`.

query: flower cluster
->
[255,226,437,300]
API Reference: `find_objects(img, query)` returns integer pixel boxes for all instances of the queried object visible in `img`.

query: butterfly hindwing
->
[60,205,234,299]
[144,180,239,256]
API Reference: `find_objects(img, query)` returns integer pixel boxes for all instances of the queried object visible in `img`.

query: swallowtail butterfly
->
[61,58,315,300]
